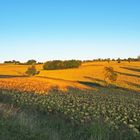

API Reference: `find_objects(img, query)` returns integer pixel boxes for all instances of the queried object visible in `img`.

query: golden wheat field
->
[0,61,140,93]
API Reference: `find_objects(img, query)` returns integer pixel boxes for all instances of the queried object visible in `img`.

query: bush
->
[43,60,82,70]
[104,67,118,86]
[25,65,40,76]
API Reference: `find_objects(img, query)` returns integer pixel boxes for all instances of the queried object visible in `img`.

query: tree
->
[117,58,121,63]
[43,60,82,70]
[25,65,40,76]
[128,58,131,63]
[138,55,140,61]
[104,67,118,86]
[26,59,37,65]
[107,58,110,63]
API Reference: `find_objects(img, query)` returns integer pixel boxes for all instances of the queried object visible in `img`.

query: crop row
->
[0,89,140,134]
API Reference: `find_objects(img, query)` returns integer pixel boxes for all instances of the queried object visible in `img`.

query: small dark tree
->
[25,65,40,76]
[104,67,118,86]
[117,58,121,63]
[107,58,110,63]
[138,55,140,61]
[26,59,37,65]
[128,58,131,63]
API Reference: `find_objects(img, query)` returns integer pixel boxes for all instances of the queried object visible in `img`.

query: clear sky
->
[0,0,140,62]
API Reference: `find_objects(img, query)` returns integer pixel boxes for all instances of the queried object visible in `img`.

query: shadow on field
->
[120,67,140,73]
[37,76,78,83]
[108,84,130,91]
[0,75,27,78]
[77,76,105,88]
[80,76,140,93]
[79,80,126,91]
[84,76,104,83]
[82,64,103,67]
[124,81,140,88]
[78,81,103,88]
[115,71,140,78]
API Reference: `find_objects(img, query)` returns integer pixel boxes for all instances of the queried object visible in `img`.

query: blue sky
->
[0,0,140,62]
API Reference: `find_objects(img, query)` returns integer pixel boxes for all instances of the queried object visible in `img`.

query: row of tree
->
[4,60,20,64]
[3,55,140,65]
[4,59,41,65]
[84,56,140,63]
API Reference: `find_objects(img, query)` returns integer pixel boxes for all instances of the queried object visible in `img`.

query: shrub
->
[43,60,82,70]
[104,67,118,86]
[25,65,40,76]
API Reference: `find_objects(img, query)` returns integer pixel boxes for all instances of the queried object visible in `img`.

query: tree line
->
[83,56,140,63]
[4,59,42,65]
[3,55,140,67]
[4,55,139,76]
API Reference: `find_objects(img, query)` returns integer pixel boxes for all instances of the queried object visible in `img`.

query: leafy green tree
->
[25,65,40,76]
[107,58,110,63]
[138,55,140,61]
[43,60,82,70]
[104,67,118,86]
[128,58,131,63]
[117,58,121,63]
[26,59,36,65]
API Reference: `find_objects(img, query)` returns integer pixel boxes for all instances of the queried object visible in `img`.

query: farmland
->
[0,61,140,140]
[0,61,140,92]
